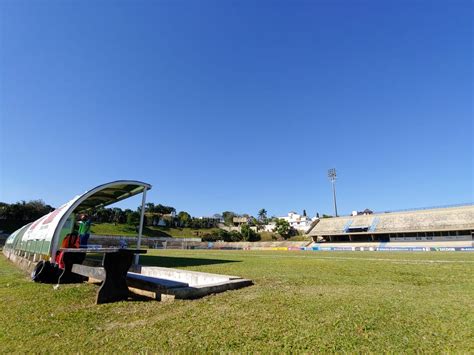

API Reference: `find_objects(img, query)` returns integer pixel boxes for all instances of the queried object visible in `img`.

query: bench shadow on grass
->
[138,255,240,268]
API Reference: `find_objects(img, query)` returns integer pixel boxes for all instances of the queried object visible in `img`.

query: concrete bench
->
[71,264,253,302]
[71,264,188,300]
[62,248,146,304]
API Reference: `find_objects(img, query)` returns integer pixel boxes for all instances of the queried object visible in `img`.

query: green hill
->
[91,223,221,239]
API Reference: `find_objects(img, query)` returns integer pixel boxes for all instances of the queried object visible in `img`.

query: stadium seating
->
[309,205,474,240]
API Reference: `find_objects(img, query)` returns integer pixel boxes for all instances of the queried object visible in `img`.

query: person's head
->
[81,214,88,221]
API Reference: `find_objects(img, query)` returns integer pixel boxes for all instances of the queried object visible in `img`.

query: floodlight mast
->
[328,168,338,217]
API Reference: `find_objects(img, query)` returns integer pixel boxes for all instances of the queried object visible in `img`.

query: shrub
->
[230,230,243,242]
[201,229,232,242]
[241,224,260,242]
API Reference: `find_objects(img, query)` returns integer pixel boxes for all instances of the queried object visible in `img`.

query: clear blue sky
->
[0,0,472,217]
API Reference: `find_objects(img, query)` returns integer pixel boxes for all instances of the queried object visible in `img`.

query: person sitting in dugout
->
[55,231,80,269]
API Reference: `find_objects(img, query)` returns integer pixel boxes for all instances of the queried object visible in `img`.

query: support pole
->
[327,168,338,218]
[332,180,338,217]
[135,188,147,265]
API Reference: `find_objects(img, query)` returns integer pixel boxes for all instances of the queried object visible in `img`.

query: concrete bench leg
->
[60,252,86,284]
[97,251,133,304]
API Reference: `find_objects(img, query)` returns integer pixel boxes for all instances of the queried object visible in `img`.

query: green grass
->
[91,223,221,239]
[1,250,473,352]
[287,234,312,241]
[257,231,310,241]
[258,231,278,241]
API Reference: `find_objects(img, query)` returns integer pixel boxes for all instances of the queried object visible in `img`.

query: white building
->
[279,211,315,231]
[262,222,276,232]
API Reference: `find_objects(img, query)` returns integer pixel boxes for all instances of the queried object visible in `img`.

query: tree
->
[258,208,268,223]
[0,200,54,232]
[112,208,126,224]
[145,203,155,213]
[93,207,112,223]
[190,217,208,229]
[154,204,176,214]
[274,219,290,238]
[247,217,258,226]
[222,211,236,226]
[126,211,141,225]
[177,211,192,227]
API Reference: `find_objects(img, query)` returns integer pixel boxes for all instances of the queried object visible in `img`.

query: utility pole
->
[328,168,338,217]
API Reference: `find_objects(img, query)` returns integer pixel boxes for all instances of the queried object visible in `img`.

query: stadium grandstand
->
[308,204,474,243]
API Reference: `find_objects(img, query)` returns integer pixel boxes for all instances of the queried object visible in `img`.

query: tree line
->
[0,200,296,239]
[0,200,224,232]
[0,200,54,233]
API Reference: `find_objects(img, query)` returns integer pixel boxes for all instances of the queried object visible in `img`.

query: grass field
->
[1,250,473,352]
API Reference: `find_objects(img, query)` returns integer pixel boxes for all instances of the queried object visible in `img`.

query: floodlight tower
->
[328,168,338,217]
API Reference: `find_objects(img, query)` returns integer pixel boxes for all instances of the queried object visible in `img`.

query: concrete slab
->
[72,264,253,301]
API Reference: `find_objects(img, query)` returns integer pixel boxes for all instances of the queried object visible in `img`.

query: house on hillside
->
[279,211,315,231]
[232,217,249,227]
[262,222,276,232]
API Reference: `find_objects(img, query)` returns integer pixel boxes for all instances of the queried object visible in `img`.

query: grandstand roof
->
[308,205,474,236]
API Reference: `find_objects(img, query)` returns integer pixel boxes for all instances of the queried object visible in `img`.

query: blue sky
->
[0,0,472,217]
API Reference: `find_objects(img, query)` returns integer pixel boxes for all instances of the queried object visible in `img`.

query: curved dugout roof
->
[5,180,152,259]
[72,181,152,213]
